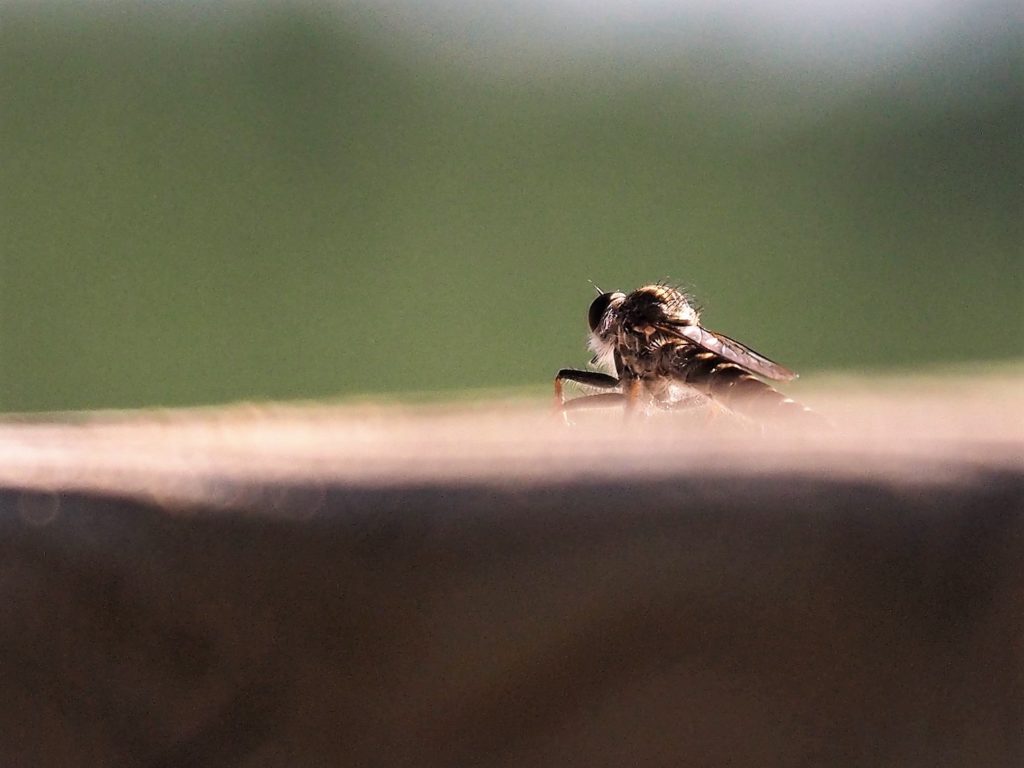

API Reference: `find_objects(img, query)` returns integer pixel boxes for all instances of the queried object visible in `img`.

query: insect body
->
[555,284,816,423]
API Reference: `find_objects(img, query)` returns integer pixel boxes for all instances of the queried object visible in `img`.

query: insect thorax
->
[620,285,699,328]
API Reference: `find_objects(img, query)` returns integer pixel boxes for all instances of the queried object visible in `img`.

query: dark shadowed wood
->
[0,374,1021,767]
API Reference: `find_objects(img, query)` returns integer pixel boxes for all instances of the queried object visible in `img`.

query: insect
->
[555,283,817,423]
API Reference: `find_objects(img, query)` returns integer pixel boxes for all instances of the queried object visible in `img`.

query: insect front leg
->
[622,377,643,419]
[553,369,622,419]
[561,392,627,411]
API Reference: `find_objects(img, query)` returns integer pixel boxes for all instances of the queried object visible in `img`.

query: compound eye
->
[588,292,615,332]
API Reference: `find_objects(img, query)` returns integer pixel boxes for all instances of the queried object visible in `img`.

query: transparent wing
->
[668,324,798,381]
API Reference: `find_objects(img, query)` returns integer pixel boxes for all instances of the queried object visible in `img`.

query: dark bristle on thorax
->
[640,283,685,303]
[631,284,698,324]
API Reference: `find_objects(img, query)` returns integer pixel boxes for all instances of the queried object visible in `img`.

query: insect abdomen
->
[664,346,817,423]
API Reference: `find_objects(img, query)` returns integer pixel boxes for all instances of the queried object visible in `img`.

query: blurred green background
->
[1,1,1021,411]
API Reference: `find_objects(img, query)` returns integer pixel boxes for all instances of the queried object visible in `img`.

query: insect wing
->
[671,324,798,381]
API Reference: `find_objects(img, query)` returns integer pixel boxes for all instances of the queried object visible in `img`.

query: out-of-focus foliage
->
[1,1,1020,410]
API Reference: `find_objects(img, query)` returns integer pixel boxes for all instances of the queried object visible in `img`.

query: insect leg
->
[554,369,622,423]
[560,392,627,411]
[554,369,620,406]
[623,378,643,419]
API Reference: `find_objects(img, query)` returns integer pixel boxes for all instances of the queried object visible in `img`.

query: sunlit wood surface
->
[0,372,1021,766]
[1,371,1020,506]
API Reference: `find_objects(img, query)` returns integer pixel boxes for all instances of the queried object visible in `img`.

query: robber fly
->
[555,283,816,423]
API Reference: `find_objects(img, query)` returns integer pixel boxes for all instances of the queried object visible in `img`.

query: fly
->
[555,283,817,423]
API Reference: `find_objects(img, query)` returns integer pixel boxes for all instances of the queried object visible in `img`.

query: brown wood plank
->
[1,373,1021,766]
